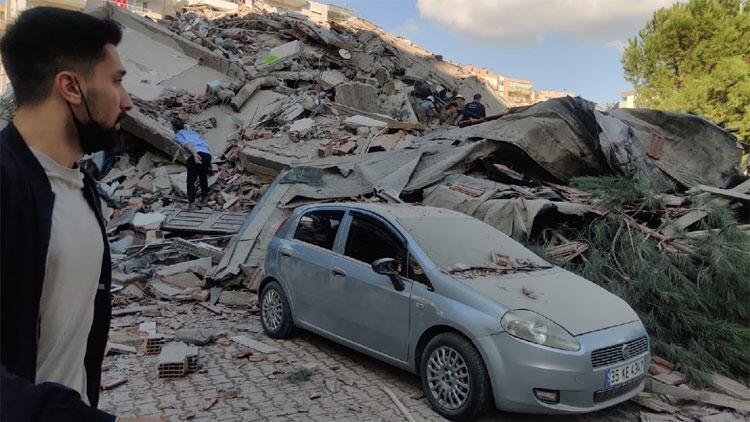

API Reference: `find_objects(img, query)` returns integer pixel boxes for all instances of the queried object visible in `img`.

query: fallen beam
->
[230,77,280,112]
[120,108,186,163]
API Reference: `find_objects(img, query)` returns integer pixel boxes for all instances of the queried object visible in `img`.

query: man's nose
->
[121,89,134,112]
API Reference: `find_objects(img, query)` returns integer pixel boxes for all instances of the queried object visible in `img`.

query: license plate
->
[605,358,645,387]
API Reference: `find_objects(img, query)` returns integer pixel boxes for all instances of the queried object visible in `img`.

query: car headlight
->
[500,309,580,351]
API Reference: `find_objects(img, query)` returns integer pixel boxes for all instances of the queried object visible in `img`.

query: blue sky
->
[325,0,678,105]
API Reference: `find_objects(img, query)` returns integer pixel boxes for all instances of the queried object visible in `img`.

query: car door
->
[277,209,345,329]
[327,211,412,362]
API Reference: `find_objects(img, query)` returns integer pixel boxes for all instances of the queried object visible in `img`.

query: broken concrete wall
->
[230,77,281,111]
[111,6,239,78]
[335,82,379,114]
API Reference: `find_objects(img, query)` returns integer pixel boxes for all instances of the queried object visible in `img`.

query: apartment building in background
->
[503,76,534,105]
[465,65,536,106]
[619,90,636,109]
[464,65,504,93]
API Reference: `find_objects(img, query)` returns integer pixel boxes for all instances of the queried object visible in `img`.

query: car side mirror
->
[372,258,405,291]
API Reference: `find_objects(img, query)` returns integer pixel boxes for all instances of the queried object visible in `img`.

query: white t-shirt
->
[31,148,104,405]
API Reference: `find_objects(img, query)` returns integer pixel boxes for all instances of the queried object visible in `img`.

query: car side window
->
[293,210,344,251]
[345,214,407,277]
[408,254,431,286]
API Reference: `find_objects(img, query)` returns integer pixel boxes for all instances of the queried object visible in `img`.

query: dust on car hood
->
[454,267,640,336]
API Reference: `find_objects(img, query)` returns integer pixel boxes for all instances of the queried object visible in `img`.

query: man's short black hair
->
[0,7,122,106]
[171,119,185,132]
[448,102,459,109]
[474,94,482,100]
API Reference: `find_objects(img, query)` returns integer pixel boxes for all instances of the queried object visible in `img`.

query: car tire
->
[260,281,296,339]
[420,332,492,421]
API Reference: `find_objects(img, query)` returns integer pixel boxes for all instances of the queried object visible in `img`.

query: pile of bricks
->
[157,342,199,379]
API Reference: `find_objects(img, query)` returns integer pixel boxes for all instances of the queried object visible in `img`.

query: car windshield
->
[396,216,550,272]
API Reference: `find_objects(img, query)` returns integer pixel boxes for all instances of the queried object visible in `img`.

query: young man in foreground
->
[0,7,158,421]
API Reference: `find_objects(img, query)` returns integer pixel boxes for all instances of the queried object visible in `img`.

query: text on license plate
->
[605,358,645,387]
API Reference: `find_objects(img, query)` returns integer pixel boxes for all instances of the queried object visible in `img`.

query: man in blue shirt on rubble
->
[172,119,212,209]
[462,93,487,121]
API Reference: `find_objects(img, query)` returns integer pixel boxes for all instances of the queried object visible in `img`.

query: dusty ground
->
[99,302,640,421]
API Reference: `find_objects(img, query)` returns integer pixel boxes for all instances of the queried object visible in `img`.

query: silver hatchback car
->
[259,203,650,420]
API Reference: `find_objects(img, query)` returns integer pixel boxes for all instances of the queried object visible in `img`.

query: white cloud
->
[416,0,680,42]
[605,40,628,52]
[395,18,422,37]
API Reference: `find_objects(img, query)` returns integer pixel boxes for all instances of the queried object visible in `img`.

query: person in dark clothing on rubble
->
[172,119,212,209]
[462,93,487,121]
[0,7,159,422]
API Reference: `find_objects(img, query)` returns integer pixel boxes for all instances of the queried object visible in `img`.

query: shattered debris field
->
[17,1,750,421]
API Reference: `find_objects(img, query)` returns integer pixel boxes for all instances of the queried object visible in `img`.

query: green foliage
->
[622,0,750,141]
[563,216,749,386]
[540,177,750,386]
[571,175,673,210]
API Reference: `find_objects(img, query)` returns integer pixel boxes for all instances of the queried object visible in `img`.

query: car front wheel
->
[260,281,296,339]
[420,332,492,421]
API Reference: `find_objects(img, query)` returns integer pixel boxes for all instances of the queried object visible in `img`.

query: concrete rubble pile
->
[6,2,745,417]
[213,94,744,282]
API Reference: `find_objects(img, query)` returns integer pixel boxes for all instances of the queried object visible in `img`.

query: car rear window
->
[293,210,344,250]
[396,216,548,270]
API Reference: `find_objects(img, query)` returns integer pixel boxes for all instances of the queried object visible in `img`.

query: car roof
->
[302,202,470,221]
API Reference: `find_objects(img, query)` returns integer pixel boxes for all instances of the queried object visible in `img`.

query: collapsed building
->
[1,1,748,419]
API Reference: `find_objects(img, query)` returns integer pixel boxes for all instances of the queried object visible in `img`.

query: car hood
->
[453,267,640,336]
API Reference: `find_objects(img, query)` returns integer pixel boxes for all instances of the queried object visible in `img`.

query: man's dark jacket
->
[0,123,115,421]
[462,101,487,120]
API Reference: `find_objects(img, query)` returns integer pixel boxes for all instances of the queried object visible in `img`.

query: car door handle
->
[280,246,293,257]
[332,267,346,277]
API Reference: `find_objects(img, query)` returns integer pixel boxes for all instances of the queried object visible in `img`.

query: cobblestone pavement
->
[100,302,640,422]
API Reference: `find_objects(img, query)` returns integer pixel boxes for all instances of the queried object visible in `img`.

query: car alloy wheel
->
[262,288,283,331]
[259,281,296,339]
[427,346,471,410]
[420,332,491,420]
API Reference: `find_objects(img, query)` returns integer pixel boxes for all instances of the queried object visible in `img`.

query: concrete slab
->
[343,115,388,128]
[161,64,229,97]
[239,90,290,121]
[318,69,348,89]
[119,26,198,101]
[161,272,204,289]
[230,335,279,353]
[335,82,379,113]
[156,257,213,278]
[258,40,301,67]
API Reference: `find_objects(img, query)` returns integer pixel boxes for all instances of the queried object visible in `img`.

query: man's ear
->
[55,72,84,106]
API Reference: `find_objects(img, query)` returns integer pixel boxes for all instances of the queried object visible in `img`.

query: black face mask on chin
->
[67,80,122,155]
